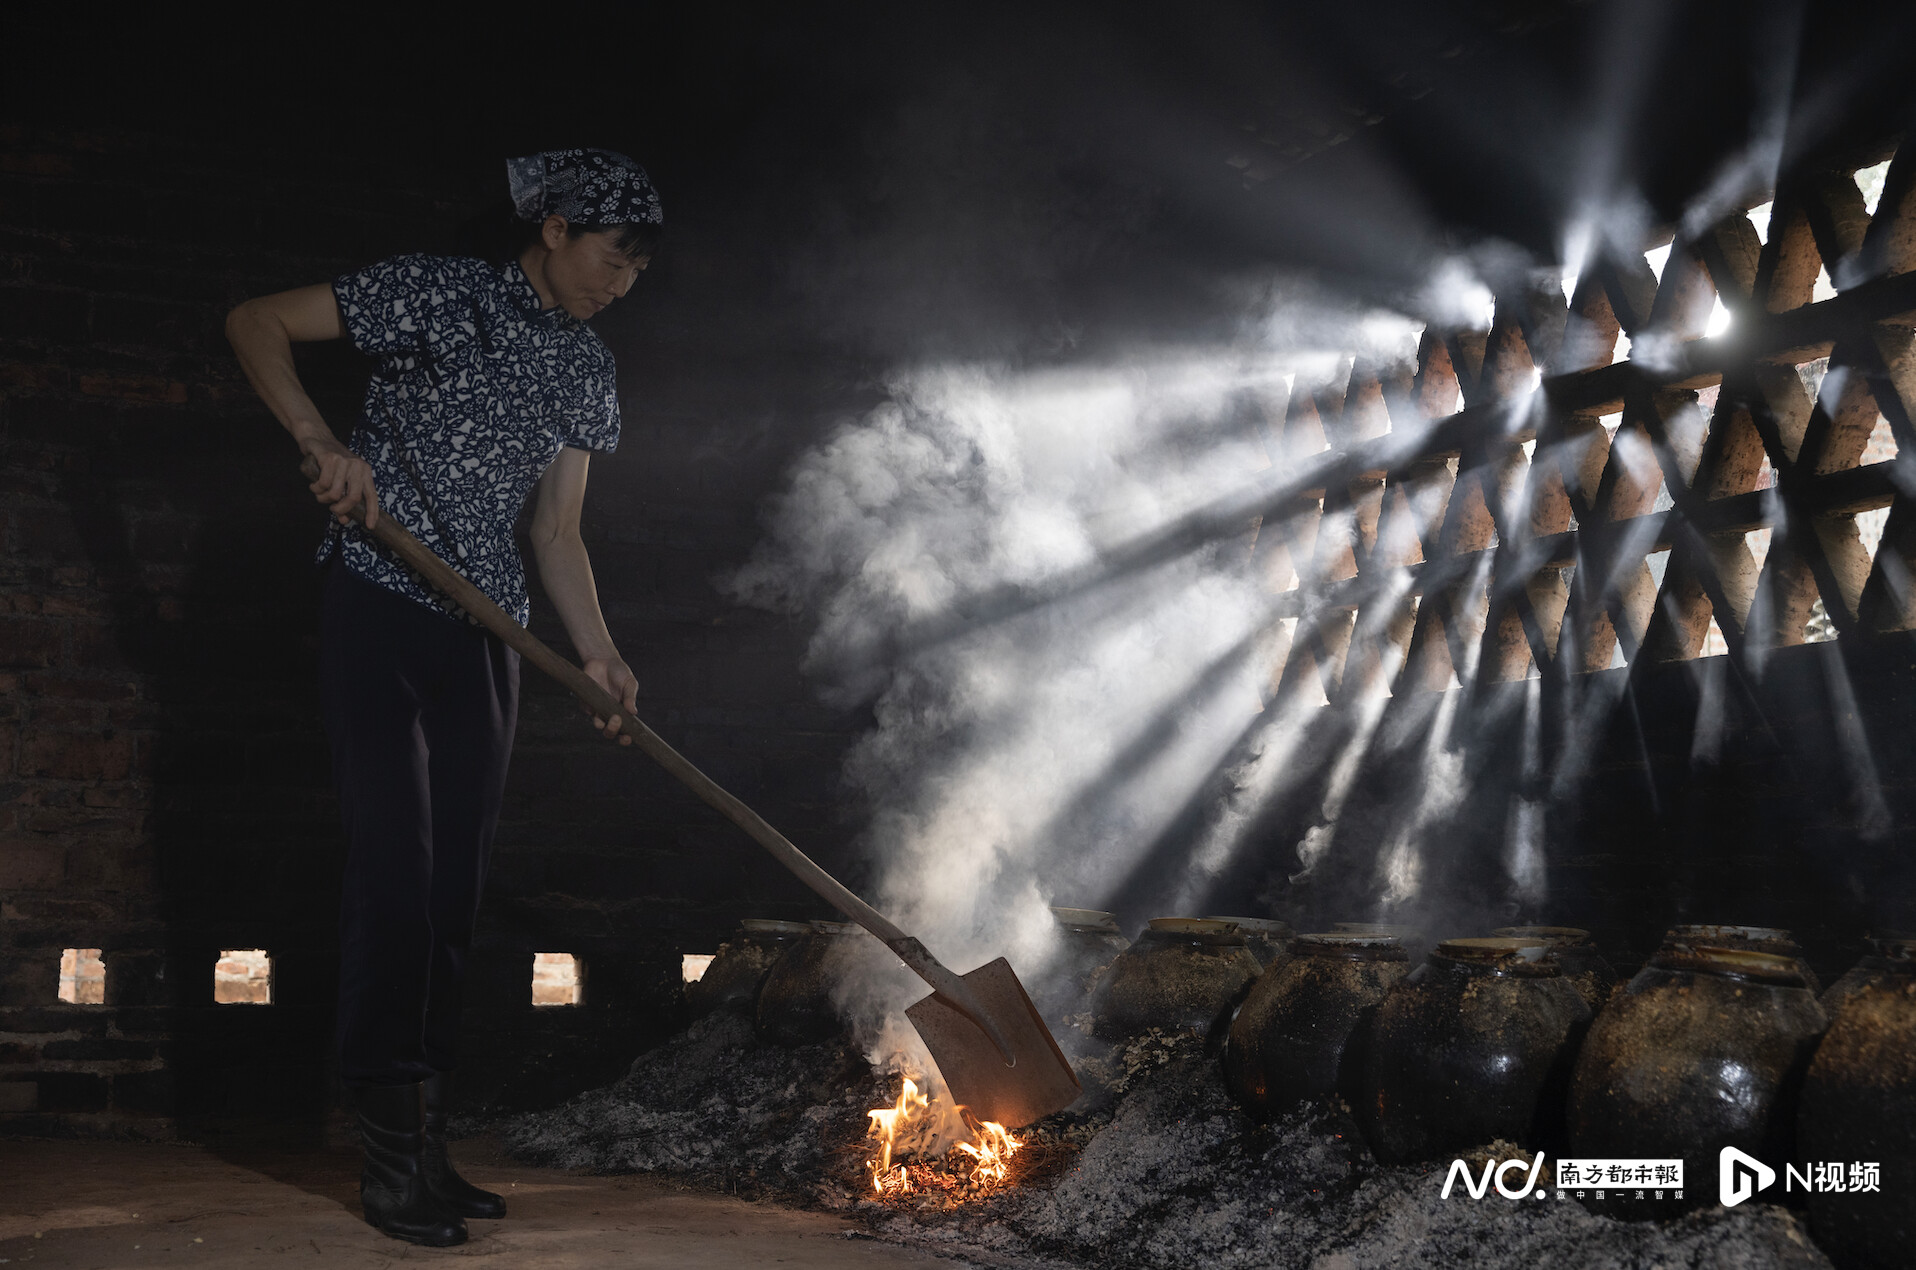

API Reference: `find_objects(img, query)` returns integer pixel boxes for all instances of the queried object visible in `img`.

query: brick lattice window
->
[1249,139,1916,703]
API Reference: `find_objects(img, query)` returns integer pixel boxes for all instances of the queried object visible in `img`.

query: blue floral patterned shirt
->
[321,254,620,625]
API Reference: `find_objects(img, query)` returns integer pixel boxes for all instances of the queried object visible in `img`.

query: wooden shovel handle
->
[299,456,910,947]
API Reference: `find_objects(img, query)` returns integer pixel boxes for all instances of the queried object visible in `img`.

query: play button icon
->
[1719,1146,1776,1207]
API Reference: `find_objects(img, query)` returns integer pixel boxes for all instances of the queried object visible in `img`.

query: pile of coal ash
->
[501,1009,887,1200]
[503,1025,1830,1269]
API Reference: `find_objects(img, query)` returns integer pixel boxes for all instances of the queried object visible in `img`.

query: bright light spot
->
[1423,259,1496,329]
[1706,295,1733,337]
[59,948,105,1005]
[1855,160,1891,216]
[1858,507,1890,560]
[1814,265,1837,302]
[682,953,715,983]
[1646,548,1672,589]
[532,952,582,1006]
[1643,243,1672,281]
[1745,526,1772,570]
[1599,411,1623,437]
[1747,202,1772,244]
[1700,616,1728,657]
[1561,223,1592,300]
[215,949,272,1005]
[1612,330,1632,364]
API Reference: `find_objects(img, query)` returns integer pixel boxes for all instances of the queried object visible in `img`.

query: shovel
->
[300,458,1080,1128]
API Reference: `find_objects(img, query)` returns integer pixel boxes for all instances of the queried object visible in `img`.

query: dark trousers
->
[319,562,519,1086]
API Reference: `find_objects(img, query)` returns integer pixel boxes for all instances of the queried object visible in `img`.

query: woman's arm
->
[225,284,380,526]
[530,447,639,744]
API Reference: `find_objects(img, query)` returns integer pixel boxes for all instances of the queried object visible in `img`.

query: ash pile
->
[501,914,1914,1269]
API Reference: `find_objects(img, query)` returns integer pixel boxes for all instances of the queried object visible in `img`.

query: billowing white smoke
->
[732,360,1281,966]
[727,315,1430,1049]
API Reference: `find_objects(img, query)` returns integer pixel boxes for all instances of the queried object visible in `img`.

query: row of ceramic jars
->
[1219,930,1613,1154]
[684,918,873,1046]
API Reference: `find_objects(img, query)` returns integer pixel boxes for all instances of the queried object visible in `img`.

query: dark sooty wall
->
[0,123,870,1137]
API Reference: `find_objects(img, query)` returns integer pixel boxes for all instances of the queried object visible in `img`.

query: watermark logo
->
[1440,1154,1548,1200]
[1438,1156,1684,1203]
[1720,1147,1775,1207]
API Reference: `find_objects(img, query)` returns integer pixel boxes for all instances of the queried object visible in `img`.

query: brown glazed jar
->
[1359,938,1592,1164]
[1665,924,1821,994]
[686,919,811,1017]
[1089,919,1262,1041]
[753,920,867,1046]
[1223,933,1411,1119]
[1206,916,1294,969]
[1492,926,1619,1010]
[1568,945,1827,1216]
[1820,933,1916,1016]
[1037,908,1131,1023]
[1798,957,1916,1269]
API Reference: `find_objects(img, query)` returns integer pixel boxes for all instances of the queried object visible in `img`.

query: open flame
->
[865,1076,1023,1199]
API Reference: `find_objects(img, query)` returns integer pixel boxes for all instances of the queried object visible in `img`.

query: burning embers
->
[865,1076,1024,1202]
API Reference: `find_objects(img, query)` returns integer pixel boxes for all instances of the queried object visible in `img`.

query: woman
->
[226,149,660,1247]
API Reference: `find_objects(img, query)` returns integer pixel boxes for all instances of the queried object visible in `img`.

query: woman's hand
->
[302,434,381,528]
[582,656,640,745]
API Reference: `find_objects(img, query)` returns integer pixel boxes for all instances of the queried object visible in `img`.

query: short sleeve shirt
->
[321,254,620,625]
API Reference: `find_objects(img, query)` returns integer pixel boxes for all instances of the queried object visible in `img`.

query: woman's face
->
[533,218,649,320]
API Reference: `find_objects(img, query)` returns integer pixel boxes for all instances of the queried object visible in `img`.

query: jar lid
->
[740,919,812,936]
[1435,937,1556,971]
[809,920,865,937]
[1334,922,1424,942]
[1052,907,1121,932]
[1653,944,1808,985]
[1205,916,1293,937]
[1293,932,1410,960]
[1667,924,1798,949]
[1491,926,1591,946]
[1148,917,1239,936]
[1868,933,1916,963]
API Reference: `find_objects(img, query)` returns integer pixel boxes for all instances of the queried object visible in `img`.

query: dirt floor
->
[0,1135,975,1269]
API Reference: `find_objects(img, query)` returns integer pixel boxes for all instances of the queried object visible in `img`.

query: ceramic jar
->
[1664,924,1820,994]
[1089,918,1262,1041]
[1223,933,1411,1118]
[753,920,867,1046]
[1358,937,1592,1163]
[686,919,811,1017]
[1798,955,1916,1269]
[1820,933,1915,1016]
[1492,926,1619,1010]
[1568,945,1827,1215]
[1205,916,1294,969]
[1038,907,1131,1023]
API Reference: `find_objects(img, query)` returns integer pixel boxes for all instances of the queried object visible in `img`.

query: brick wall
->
[0,122,867,1137]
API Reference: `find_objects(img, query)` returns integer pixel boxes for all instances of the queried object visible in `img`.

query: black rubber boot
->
[355,1083,467,1247]
[422,1071,507,1220]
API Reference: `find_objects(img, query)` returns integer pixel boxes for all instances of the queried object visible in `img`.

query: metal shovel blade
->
[904,957,1082,1129]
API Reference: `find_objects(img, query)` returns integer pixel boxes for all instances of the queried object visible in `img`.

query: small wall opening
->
[214,950,273,1004]
[58,948,105,1004]
[682,953,716,983]
[532,953,583,1006]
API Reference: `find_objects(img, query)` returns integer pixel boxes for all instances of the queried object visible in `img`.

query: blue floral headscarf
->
[506,149,663,227]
